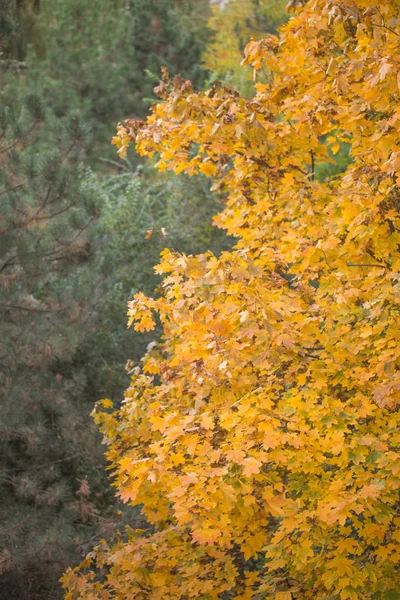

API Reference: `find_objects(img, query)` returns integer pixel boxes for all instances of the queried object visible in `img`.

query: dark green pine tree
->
[0,28,115,600]
[130,0,211,107]
[0,1,14,51]
[0,2,223,597]
[3,0,44,62]
[12,0,211,163]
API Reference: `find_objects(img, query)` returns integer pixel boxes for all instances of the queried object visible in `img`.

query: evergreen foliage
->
[0,2,224,597]
[0,1,15,51]
[12,0,211,162]
[0,76,110,597]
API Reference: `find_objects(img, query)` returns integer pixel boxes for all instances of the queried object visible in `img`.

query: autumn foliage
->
[63,1,400,598]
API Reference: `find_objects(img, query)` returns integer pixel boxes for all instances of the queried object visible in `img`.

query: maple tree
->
[63,1,400,598]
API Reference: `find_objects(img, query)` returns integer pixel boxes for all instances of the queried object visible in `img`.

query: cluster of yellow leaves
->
[64,1,400,598]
